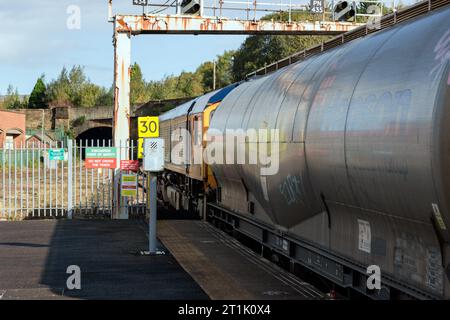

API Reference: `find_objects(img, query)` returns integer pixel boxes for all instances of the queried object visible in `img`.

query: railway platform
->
[0,219,206,299]
[157,220,325,300]
[0,218,324,300]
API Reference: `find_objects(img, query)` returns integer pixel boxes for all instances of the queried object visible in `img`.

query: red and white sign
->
[120,160,140,172]
[85,158,117,169]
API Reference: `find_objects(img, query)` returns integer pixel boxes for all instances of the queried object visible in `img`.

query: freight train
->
[157,2,450,299]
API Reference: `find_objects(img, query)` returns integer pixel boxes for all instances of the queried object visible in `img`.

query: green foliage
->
[232,34,330,81]
[177,71,204,97]
[28,75,48,109]
[65,128,75,139]
[79,83,108,108]
[262,9,322,22]
[230,10,332,80]
[3,85,28,109]
[70,115,86,127]
[96,86,114,106]
[47,66,71,106]
[46,66,112,108]
[197,50,235,91]
[355,2,394,23]
[131,63,149,105]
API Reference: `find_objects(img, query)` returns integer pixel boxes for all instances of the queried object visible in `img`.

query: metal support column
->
[113,25,131,219]
[67,139,73,219]
[199,0,204,17]
[148,174,157,254]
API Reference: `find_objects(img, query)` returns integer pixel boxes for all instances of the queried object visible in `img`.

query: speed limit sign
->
[138,116,159,138]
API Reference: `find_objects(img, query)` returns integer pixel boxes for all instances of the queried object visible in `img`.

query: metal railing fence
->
[0,139,147,220]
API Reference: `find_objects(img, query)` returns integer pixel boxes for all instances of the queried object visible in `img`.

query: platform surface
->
[157,220,324,300]
[0,220,207,299]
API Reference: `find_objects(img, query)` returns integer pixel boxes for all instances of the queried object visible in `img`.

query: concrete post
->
[112,26,131,220]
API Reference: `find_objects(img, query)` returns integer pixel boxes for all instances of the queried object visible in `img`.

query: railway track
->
[198,221,326,299]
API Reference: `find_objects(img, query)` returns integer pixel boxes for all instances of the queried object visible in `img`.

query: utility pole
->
[213,60,216,90]
[323,0,326,21]
[41,110,44,142]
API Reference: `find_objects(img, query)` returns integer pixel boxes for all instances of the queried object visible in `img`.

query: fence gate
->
[0,139,146,220]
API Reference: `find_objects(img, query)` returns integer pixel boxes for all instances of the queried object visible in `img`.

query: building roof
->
[0,109,26,115]
[159,99,197,122]
[25,132,54,144]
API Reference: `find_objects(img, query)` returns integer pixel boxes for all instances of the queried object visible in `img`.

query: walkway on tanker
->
[0,220,207,299]
[158,220,325,300]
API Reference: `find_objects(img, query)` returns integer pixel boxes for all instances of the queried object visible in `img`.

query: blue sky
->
[0,0,247,95]
[0,0,416,95]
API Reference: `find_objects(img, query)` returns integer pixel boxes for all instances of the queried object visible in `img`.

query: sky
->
[0,0,417,96]
[0,0,247,95]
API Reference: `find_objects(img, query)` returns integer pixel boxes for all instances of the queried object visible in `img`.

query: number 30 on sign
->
[138,116,159,159]
[138,116,159,138]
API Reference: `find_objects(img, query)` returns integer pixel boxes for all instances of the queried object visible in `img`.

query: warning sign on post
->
[120,160,140,172]
[85,147,117,169]
[121,174,137,197]
[138,117,159,159]
[137,138,144,159]
[138,116,159,138]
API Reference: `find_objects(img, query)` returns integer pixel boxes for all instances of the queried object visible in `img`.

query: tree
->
[3,85,24,110]
[96,86,114,106]
[47,65,113,107]
[131,63,149,105]
[231,34,331,81]
[28,75,48,109]
[47,67,71,106]
[356,2,393,23]
[215,51,235,88]
[80,83,103,107]
[197,50,235,91]
[148,76,178,100]
[68,65,87,107]
[231,10,332,80]
[176,71,204,97]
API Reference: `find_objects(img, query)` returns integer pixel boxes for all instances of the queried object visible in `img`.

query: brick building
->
[25,132,53,148]
[0,110,26,149]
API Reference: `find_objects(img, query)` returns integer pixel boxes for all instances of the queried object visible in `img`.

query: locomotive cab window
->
[193,116,202,146]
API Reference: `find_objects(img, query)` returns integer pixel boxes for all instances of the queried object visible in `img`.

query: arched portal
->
[76,127,113,159]
[76,126,112,142]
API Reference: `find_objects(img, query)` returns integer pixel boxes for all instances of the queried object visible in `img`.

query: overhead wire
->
[147,0,177,14]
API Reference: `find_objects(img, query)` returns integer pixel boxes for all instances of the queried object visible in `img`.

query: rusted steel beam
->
[114,14,363,35]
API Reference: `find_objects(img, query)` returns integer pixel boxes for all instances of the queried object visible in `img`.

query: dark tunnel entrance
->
[76,126,113,159]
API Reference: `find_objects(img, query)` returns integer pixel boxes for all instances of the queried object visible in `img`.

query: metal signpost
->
[143,137,165,255]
